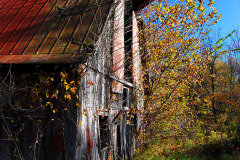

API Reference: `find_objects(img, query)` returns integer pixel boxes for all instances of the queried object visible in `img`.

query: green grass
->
[134,135,240,160]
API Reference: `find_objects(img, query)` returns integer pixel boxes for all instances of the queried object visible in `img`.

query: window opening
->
[99,116,109,149]
[124,0,133,83]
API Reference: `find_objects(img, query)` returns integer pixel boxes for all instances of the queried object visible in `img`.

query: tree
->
[136,1,240,158]
[139,0,220,137]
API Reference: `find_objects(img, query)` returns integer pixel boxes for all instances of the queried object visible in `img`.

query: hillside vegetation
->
[136,0,240,159]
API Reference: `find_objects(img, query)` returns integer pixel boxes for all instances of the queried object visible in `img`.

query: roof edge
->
[133,0,151,11]
[0,54,92,64]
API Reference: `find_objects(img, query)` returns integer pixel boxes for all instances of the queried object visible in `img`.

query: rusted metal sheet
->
[0,54,91,64]
[0,0,40,54]
[0,0,112,63]
[112,0,125,93]
[0,0,144,160]
[87,126,91,160]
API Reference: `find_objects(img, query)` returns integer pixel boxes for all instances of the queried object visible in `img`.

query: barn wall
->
[132,11,144,131]
[76,3,113,159]
[0,64,79,160]
[76,0,142,159]
[0,0,142,159]
[112,0,125,93]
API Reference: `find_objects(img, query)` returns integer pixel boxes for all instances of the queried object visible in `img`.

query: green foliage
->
[138,0,240,159]
[135,129,240,160]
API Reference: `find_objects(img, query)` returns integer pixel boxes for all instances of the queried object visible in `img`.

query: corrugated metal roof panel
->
[0,0,112,63]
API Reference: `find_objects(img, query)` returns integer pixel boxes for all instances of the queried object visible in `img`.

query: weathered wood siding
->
[0,0,142,159]
[76,5,112,159]
[132,11,144,131]
[76,0,142,159]
[0,64,79,160]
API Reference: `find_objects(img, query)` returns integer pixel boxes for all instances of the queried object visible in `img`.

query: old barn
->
[0,0,147,159]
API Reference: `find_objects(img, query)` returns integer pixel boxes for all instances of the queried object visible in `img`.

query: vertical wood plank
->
[132,11,143,130]
[112,0,125,93]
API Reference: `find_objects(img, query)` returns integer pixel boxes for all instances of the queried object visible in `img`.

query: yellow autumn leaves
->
[140,0,219,135]
[44,71,80,109]
[60,72,78,101]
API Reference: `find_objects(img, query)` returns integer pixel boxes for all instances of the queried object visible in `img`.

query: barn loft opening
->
[124,0,133,83]
[99,116,109,149]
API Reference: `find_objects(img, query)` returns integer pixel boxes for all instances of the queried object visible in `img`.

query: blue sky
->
[211,0,240,36]
[167,0,240,36]
[164,0,240,59]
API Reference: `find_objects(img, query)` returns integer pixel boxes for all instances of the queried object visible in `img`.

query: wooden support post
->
[112,0,125,94]
[132,11,144,130]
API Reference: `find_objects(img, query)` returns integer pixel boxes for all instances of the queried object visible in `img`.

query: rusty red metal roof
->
[0,0,150,64]
[0,0,111,63]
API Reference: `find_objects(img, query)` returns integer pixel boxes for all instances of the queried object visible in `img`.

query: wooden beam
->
[83,64,136,89]
[109,74,135,88]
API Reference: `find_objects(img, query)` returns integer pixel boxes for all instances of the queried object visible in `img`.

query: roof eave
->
[133,0,151,11]
[0,54,92,64]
